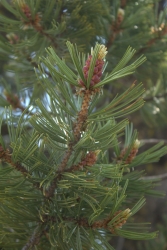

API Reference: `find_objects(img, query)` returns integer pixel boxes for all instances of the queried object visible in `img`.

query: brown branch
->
[106,25,122,48]
[137,25,167,55]
[26,56,39,69]
[37,28,58,49]
[18,4,63,74]
[22,227,42,250]
[1,92,96,198]
[116,237,125,250]
[45,90,93,198]
[42,214,107,229]
[0,148,29,176]
[141,172,167,181]
[1,123,32,136]
[67,151,97,172]
[20,208,130,247]
[121,0,128,8]
[42,209,130,235]
[4,91,35,115]
[106,9,124,49]
[140,139,167,144]
[0,147,42,191]
[137,38,159,55]
[45,150,97,198]
[26,56,52,78]
[73,90,92,141]
[18,2,58,49]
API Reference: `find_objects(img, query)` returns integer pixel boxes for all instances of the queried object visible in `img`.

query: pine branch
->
[44,150,97,198]
[4,91,25,111]
[73,90,93,141]
[37,28,58,50]
[26,56,52,78]
[1,1,166,248]
[1,123,32,136]
[0,148,29,176]
[137,25,167,55]
[3,91,35,116]
[0,147,42,191]
[45,89,93,198]
[42,209,131,234]
[22,226,42,250]
[67,151,97,172]
[19,3,59,50]
[106,9,124,49]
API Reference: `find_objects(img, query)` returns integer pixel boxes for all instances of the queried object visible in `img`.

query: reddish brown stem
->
[73,90,92,141]
[37,28,58,49]
[45,90,93,198]
[121,0,128,8]
[41,210,128,233]
[137,26,167,55]
[0,149,29,176]
[26,56,52,78]
[22,227,42,250]
[106,11,124,49]
[44,146,73,198]
[0,149,42,191]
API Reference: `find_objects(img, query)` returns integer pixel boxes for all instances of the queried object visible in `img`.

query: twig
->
[121,0,128,8]
[136,26,167,55]
[45,90,93,198]
[106,14,124,49]
[0,148,42,191]
[0,149,29,176]
[37,28,58,50]
[140,139,167,144]
[116,237,125,250]
[1,123,32,136]
[20,3,59,50]
[141,172,167,181]
[42,209,130,234]
[26,55,52,78]
[22,227,41,250]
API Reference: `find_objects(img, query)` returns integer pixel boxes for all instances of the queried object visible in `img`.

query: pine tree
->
[0,0,167,249]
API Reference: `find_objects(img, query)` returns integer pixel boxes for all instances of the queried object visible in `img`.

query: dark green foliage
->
[0,1,167,249]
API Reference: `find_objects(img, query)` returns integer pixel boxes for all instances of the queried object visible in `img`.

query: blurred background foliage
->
[0,0,167,249]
